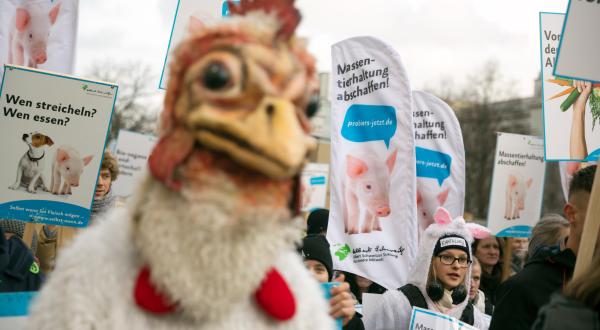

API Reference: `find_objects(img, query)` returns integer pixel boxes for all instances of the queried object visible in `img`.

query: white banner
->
[487,133,546,237]
[540,12,600,162]
[0,65,116,227]
[409,307,479,330]
[328,36,417,290]
[111,130,157,198]
[159,0,225,89]
[413,91,465,239]
[300,163,329,212]
[555,0,600,82]
[0,0,78,82]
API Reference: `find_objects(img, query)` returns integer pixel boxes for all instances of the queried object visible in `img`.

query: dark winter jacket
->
[0,227,44,293]
[532,293,600,330]
[343,314,365,330]
[489,245,576,330]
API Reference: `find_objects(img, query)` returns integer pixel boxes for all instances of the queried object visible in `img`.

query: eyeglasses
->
[437,255,471,268]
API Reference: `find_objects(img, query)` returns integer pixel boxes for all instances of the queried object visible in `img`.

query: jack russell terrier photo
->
[9,132,54,193]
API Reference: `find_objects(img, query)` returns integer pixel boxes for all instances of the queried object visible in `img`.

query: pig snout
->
[34,51,47,64]
[376,205,391,217]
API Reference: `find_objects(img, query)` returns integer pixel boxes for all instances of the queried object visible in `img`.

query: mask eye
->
[305,94,319,118]
[202,62,231,91]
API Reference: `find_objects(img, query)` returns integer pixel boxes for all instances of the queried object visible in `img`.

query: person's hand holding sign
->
[329,273,356,326]
[570,80,592,159]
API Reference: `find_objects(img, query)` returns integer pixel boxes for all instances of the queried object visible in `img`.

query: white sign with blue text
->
[0,65,116,227]
[328,36,417,290]
[409,307,479,330]
[300,163,329,212]
[111,129,157,198]
[487,133,546,238]
[412,91,465,241]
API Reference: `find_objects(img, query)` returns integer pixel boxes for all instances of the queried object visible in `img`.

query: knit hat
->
[433,234,471,260]
[0,219,25,239]
[306,209,329,235]
[300,235,333,280]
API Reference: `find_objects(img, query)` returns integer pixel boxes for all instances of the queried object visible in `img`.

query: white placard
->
[555,0,600,82]
[300,163,329,212]
[0,65,116,227]
[413,91,465,239]
[328,36,417,290]
[111,130,157,198]
[0,0,78,82]
[159,0,224,89]
[540,12,600,161]
[487,133,546,237]
[409,307,479,330]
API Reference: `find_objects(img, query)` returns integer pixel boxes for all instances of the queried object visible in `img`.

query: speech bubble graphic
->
[416,147,452,186]
[341,104,397,148]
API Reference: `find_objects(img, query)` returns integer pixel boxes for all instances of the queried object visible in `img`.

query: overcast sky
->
[76,0,569,99]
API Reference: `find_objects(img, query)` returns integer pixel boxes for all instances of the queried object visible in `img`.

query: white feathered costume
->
[364,208,491,330]
[28,1,334,328]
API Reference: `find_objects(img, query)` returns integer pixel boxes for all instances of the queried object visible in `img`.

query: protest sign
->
[409,307,479,330]
[412,91,465,239]
[0,0,78,82]
[540,12,600,162]
[300,163,329,212]
[0,65,116,227]
[487,133,545,237]
[554,0,600,83]
[159,0,228,89]
[111,130,157,198]
[328,36,417,290]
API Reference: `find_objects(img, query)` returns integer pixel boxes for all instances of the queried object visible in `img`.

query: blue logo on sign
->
[310,176,326,185]
[341,104,397,148]
[222,1,240,16]
[416,147,452,186]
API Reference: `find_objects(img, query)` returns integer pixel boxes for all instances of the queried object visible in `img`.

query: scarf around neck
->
[90,189,116,224]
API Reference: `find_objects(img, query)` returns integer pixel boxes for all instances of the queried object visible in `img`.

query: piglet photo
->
[343,149,397,234]
[51,146,93,196]
[416,185,449,238]
[504,173,533,220]
[8,0,61,68]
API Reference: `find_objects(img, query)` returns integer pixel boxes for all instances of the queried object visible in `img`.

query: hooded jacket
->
[0,227,44,292]
[363,208,490,330]
[489,245,576,330]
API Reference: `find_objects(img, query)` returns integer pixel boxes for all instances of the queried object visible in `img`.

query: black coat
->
[489,246,575,330]
[532,293,600,330]
[0,227,44,293]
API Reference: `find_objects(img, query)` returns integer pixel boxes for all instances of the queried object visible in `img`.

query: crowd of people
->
[0,155,597,330]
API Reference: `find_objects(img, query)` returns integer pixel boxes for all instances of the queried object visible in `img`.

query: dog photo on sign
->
[9,131,54,193]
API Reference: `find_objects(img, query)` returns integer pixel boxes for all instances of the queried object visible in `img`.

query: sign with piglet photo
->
[0,65,116,227]
[328,36,417,290]
[487,133,546,237]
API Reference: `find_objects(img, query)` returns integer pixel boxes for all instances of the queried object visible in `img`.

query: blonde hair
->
[101,151,119,180]
[565,256,600,309]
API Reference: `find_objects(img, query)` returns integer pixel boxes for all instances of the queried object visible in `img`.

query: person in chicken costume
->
[29,1,336,329]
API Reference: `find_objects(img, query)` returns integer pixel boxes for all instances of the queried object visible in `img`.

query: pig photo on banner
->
[0,65,117,227]
[487,133,546,237]
[159,0,228,89]
[111,129,157,199]
[328,36,417,290]
[540,12,600,162]
[412,90,465,241]
[300,163,329,212]
[0,0,79,82]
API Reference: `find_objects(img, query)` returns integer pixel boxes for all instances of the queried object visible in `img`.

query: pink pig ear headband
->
[432,207,491,241]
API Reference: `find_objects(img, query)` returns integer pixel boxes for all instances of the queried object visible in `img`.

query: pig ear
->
[15,8,30,32]
[416,191,422,205]
[465,223,491,240]
[56,148,69,162]
[188,16,205,33]
[83,155,93,166]
[437,188,449,206]
[386,149,398,173]
[508,174,517,187]
[45,136,54,146]
[346,155,368,178]
[526,178,533,188]
[433,207,452,225]
[49,3,61,25]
